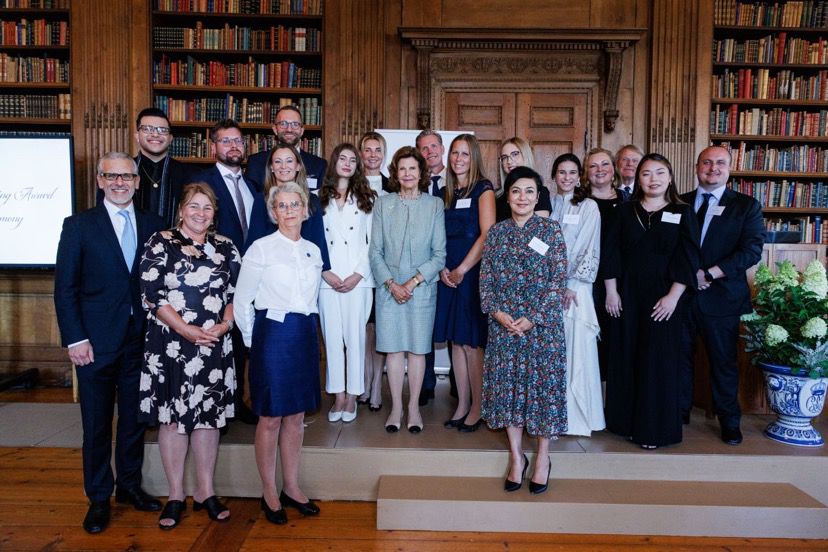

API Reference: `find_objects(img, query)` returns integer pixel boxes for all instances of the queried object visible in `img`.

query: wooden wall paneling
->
[400,0,441,27]
[589,0,639,28]
[694,0,714,157]
[439,0,591,28]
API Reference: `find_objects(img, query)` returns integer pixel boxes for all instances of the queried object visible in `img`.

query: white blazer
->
[321,194,375,288]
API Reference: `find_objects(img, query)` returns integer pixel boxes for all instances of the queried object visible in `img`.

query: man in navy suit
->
[192,119,270,424]
[244,105,327,192]
[54,152,165,533]
[679,145,765,445]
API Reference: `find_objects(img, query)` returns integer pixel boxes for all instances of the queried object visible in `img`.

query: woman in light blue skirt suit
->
[369,146,446,434]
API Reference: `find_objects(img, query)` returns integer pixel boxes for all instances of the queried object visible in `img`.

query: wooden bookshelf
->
[150,0,324,164]
[712,0,828,244]
[0,0,71,130]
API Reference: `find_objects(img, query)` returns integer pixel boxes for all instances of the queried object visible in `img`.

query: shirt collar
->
[216,162,242,181]
[696,185,726,203]
[103,199,135,217]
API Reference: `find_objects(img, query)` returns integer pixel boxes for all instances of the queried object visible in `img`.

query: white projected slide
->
[0,137,75,267]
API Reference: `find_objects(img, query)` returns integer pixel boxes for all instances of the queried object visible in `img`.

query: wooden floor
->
[2,387,828,550]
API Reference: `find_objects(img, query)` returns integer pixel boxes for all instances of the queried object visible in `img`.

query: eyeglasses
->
[275,121,302,130]
[213,137,245,146]
[99,172,138,182]
[137,125,171,135]
[499,150,521,164]
[700,159,730,168]
[276,201,303,212]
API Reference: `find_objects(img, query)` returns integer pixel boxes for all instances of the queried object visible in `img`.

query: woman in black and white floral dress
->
[138,183,240,529]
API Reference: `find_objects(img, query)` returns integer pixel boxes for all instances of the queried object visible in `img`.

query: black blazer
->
[192,165,271,256]
[245,148,328,193]
[54,203,165,354]
[680,187,765,316]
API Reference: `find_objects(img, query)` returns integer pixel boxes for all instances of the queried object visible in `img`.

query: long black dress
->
[592,194,625,380]
[603,201,698,447]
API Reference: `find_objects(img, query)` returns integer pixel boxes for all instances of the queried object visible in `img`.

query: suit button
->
[349,226,353,230]
[344,241,348,244]
[330,241,334,245]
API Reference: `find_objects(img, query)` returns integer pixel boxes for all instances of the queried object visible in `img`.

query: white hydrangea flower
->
[140,397,151,413]
[189,384,206,409]
[164,272,180,289]
[184,266,214,287]
[801,260,828,299]
[765,324,789,347]
[181,310,198,323]
[202,295,222,313]
[202,397,214,412]
[151,241,165,254]
[166,290,186,311]
[158,405,171,424]
[225,368,236,392]
[141,267,159,282]
[801,317,827,340]
[184,357,204,377]
[208,369,222,384]
[741,311,761,322]
[166,341,181,359]
[139,371,152,392]
[145,353,161,375]
[211,252,225,265]
[175,398,188,416]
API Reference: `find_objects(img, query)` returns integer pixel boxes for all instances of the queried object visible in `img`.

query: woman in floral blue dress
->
[480,166,568,496]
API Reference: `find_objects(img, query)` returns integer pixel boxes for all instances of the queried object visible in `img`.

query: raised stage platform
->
[2,379,827,538]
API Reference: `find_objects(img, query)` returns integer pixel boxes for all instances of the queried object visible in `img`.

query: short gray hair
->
[97,151,137,174]
[267,182,309,224]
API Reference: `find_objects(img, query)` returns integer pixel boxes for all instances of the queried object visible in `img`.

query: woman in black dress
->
[602,153,698,449]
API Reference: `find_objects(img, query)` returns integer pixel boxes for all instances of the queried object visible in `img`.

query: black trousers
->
[76,319,145,502]
[680,301,742,428]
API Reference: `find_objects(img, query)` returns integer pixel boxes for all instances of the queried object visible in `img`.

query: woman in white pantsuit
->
[318,143,377,423]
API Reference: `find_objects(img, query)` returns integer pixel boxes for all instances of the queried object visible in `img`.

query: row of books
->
[154,0,322,15]
[0,18,69,46]
[710,105,828,136]
[722,141,828,172]
[0,0,68,8]
[153,55,321,88]
[712,68,828,100]
[155,93,321,125]
[765,216,828,243]
[713,34,827,65]
[714,0,828,28]
[729,178,828,208]
[0,53,68,82]
[0,92,69,118]
[170,131,320,158]
[153,24,321,52]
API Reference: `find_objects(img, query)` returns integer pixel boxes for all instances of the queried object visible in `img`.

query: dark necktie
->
[227,173,248,243]
[430,175,440,197]
[623,185,632,196]
[697,192,713,228]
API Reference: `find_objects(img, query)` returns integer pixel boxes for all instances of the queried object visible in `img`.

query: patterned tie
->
[227,173,248,243]
[431,175,440,197]
[118,209,136,270]
[697,192,713,228]
[623,185,632,196]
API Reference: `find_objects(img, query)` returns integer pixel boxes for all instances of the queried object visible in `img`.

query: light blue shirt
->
[694,185,726,243]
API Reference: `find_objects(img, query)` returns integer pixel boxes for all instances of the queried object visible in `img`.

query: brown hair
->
[551,153,587,206]
[497,137,535,195]
[445,133,486,208]
[264,143,309,199]
[631,153,685,205]
[387,146,430,193]
[319,142,376,213]
[177,182,218,232]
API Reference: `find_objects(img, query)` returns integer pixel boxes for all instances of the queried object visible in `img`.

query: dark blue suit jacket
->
[245,148,328,193]
[681,187,765,316]
[192,165,271,256]
[54,203,165,354]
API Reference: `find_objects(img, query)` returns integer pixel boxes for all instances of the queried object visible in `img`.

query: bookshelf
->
[150,0,324,165]
[711,0,828,244]
[0,0,71,133]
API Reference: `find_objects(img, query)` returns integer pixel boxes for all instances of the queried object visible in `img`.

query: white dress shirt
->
[233,230,323,347]
[216,163,254,227]
[694,185,726,244]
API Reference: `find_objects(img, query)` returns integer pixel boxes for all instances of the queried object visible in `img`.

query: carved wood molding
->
[402,28,643,132]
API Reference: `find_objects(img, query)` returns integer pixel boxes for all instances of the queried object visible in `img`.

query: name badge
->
[562,213,580,225]
[307,177,318,190]
[528,237,549,256]
[662,212,681,224]
[456,198,472,209]
[711,205,725,216]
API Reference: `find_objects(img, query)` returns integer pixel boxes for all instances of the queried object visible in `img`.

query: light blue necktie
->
[118,209,136,269]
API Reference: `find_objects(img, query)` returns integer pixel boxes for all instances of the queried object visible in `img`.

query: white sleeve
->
[232,241,265,348]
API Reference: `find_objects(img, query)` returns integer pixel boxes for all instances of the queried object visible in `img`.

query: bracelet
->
[221,319,234,331]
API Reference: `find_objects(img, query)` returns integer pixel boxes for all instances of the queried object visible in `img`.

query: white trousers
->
[319,287,372,395]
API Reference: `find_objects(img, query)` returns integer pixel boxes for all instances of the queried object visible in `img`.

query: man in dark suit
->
[615,144,643,197]
[54,152,165,534]
[680,145,765,445]
[244,104,327,192]
[192,119,270,424]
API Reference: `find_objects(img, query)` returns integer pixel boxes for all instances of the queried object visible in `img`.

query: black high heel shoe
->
[193,495,229,521]
[158,499,185,530]
[260,497,287,525]
[528,456,551,495]
[504,454,529,492]
[368,403,382,412]
[443,412,468,429]
[279,491,320,516]
[458,417,483,433]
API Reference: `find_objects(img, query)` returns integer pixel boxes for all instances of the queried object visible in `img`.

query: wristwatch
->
[703,269,714,283]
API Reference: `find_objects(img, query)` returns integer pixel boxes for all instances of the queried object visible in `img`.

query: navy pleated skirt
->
[249,310,321,417]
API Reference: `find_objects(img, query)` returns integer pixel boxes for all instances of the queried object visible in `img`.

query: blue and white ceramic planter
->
[760,362,827,447]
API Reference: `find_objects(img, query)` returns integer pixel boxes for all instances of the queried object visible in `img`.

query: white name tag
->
[711,205,725,216]
[307,177,318,190]
[662,212,681,224]
[456,198,472,209]
[266,309,286,323]
[562,213,580,225]
[528,237,549,256]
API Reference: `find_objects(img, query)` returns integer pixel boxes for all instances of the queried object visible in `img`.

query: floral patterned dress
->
[480,215,568,438]
[138,229,241,434]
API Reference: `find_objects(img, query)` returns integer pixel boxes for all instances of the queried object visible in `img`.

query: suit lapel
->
[94,203,131,275]
[211,167,243,234]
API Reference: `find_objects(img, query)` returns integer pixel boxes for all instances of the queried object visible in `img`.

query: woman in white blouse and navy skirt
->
[233,182,322,525]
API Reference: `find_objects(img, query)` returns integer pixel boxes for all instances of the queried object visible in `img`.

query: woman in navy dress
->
[433,134,496,432]
[233,182,323,525]
[603,153,698,449]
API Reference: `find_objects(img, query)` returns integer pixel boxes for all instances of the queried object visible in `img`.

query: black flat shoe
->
[418,388,434,406]
[529,457,552,495]
[368,403,382,412]
[83,500,110,534]
[115,486,162,512]
[458,417,483,433]
[279,491,320,516]
[408,423,423,434]
[443,413,468,429]
[721,425,743,445]
[193,495,229,522]
[385,413,401,433]
[158,499,186,530]
[504,454,528,492]
[260,497,287,525]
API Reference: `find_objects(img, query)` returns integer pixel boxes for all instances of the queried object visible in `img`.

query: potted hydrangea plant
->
[741,259,828,446]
